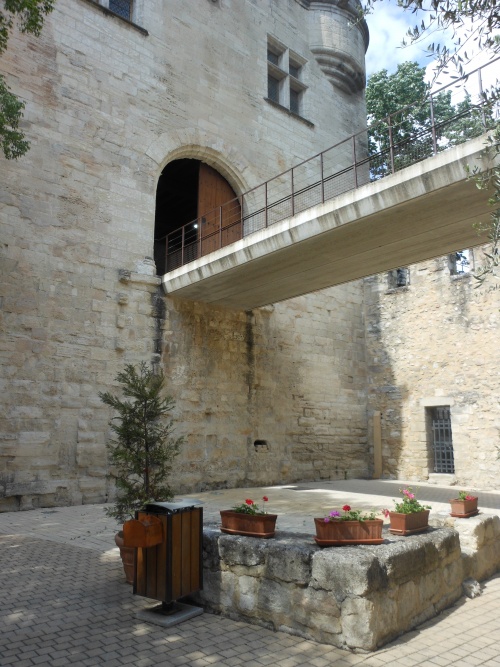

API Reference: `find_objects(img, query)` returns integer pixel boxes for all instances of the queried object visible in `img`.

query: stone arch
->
[148,130,257,275]
[145,129,255,197]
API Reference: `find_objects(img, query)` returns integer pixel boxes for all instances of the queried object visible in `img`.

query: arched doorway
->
[154,159,242,274]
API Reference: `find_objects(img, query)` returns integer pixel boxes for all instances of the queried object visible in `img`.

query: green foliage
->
[362,0,499,76]
[366,61,494,179]
[468,124,500,288]
[457,490,476,500]
[99,363,183,524]
[362,4,500,288]
[389,487,431,515]
[231,497,270,515]
[323,505,378,522]
[0,0,55,159]
[0,74,29,158]
[0,1,55,54]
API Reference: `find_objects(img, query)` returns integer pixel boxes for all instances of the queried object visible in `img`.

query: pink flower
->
[382,509,390,518]
[465,495,474,501]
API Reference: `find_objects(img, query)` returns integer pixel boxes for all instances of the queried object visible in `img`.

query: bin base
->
[136,601,203,627]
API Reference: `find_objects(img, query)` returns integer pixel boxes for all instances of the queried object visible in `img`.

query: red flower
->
[342,505,351,512]
[262,496,269,502]
[245,499,254,505]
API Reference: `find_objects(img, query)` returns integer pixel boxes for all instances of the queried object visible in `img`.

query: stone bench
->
[194,514,500,651]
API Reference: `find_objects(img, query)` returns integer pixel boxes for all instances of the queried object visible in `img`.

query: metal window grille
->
[290,88,300,115]
[268,75,280,103]
[388,267,409,288]
[109,0,131,20]
[267,50,280,66]
[431,407,455,473]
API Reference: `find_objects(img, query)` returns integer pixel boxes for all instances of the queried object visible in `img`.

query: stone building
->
[365,249,500,490]
[0,0,370,510]
[0,0,498,512]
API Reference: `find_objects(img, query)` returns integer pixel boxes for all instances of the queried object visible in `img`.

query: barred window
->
[388,267,409,288]
[109,0,132,20]
[267,49,280,66]
[290,87,300,114]
[268,75,280,104]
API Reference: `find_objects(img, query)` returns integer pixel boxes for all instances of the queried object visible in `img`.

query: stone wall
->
[196,526,465,651]
[0,0,369,509]
[364,249,500,488]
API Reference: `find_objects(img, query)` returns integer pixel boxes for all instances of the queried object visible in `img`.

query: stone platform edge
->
[192,515,500,652]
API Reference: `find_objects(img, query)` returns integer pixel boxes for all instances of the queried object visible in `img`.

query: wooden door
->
[198,163,241,257]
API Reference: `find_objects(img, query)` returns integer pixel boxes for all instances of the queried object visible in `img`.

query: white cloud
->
[365,2,499,107]
[365,2,439,77]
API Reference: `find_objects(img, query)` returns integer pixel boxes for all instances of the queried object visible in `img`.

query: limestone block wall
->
[164,283,369,494]
[363,250,500,487]
[436,513,500,582]
[0,0,369,509]
[196,527,464,651]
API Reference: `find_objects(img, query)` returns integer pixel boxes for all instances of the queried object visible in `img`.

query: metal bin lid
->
[143,499,203,514]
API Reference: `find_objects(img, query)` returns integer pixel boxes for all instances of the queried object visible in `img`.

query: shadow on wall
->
[363,273,406,479]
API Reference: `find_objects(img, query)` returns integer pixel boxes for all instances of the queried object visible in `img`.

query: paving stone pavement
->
[1,480,500,667]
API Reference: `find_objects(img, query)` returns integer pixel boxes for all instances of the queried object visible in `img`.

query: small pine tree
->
[99,362,183,524]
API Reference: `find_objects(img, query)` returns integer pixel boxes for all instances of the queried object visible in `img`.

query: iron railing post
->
[219,206,222,250]
[320,152,325,203]
[352,135,358,188]
[478,66,487,129]
[240,193,244,237]
[265,181,268,228]
[181,227,185,266]
[291,168,295,216]
[388,115,395,175]
[430,95,437,155]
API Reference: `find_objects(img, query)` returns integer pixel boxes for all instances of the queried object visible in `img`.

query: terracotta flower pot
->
[314,518,384,546]
[115,531,135,584]
[449,497,478,518]
[220,510,278,538]
[389,510,430,536]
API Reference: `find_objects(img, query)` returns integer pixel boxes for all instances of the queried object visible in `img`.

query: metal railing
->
[164,58,499,272]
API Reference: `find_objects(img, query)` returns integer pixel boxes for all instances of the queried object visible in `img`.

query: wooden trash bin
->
[123,515,163,548]
[133,501,203,604]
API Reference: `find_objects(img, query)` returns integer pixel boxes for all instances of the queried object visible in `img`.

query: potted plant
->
[220,496,277,538]
[383,487,431,536]
[314,505,384,546]
[450,490,479,517]
[100,362,183,582]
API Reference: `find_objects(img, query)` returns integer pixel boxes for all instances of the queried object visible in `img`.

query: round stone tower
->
[308,0,369,94]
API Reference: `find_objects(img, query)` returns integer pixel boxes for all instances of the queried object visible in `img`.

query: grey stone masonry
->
[196,526,468,651]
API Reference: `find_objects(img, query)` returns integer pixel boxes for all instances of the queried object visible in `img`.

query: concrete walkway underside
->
[1,479,500,667]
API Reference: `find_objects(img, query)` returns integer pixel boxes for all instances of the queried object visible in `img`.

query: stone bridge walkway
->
[1,479,499,666]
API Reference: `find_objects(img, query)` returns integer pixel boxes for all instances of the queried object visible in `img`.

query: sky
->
[364,1,435,77]
[364,2,498,102]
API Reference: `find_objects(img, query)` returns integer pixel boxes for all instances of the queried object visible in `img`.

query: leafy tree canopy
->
[366,60,491,178]
[0,0,55,159]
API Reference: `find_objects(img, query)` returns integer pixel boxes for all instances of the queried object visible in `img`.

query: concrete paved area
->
[1,479,500,666]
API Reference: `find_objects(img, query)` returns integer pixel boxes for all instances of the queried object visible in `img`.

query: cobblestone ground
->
[1,533,500,667]
[1,484,500,667]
